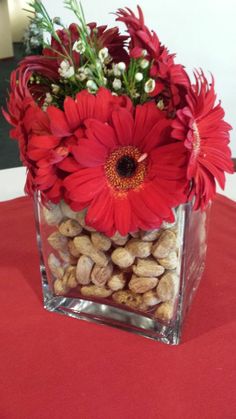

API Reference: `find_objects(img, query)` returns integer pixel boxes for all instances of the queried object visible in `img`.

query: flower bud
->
[112,78,122,90]
[98,47,109,62]
[144,78,155,93]
[113,64,121,77]
[135,72,143,82]
[58,60,75,79]
[51,84,60,94]
[140,59,149,69]
[73,40,86,54]
[45,93,53,104]
[53,17,62,25]
[117,62,126,72]
[86,80,98,92]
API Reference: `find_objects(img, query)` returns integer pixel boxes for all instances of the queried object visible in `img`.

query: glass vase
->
[35,192,209,345]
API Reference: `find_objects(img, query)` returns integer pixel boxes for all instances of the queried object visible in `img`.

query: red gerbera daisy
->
[63,94,188,236]
[26,88,132,202]
[172,71,233,209]
[2,67,39,194]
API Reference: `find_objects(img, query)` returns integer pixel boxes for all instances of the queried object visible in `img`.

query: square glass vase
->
[35,192,209,345]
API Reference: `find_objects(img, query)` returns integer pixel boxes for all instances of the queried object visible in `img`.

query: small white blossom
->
[112,78,122,90]
[142,49,148,56]
[135,72,143,82]
[45,93,53,104]
[72,39,86,54]
[53,17,62,25]
[140,59,149,69]
[42,93,53,111]
[98,47,109,62]
[58,60,75,79]
[86,25,91,35]
[144,78,156,93]
[103,77,108,85]
[76,68,87,81]
[84,67,92,76]
[117,62,126,72]
[157,99,165,110]
[51,84,60,94]
[95,59,102,70]
[113,64,121,77]
[86,80,98,92]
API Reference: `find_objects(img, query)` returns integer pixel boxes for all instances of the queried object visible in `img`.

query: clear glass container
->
[35,192,209,345]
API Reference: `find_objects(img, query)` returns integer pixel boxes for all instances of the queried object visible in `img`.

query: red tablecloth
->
[0,194,236,419]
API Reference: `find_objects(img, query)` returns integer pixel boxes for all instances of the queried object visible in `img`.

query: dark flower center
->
[116,155,137,178]
[105,146,147,191]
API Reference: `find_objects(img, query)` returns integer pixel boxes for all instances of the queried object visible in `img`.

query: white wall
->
[8,0,32,42]
[0,0,13,59]
[43,0,236,156]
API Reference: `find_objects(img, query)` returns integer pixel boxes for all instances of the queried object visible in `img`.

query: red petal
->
[112,109,134,146]
[133,102,164,147]
[94,88,114,122]
[63,167,105,202]
[76,90,96,121]
[47,106,71,137]
[129,187,163,229]
[86,187,115,235]
[64,96,80,131]
[141,119,170,153]
[29,135,61,149]
[85,119,117,150]
[113,194,132,235]
[57,157,81,172]
[72,138,108,167]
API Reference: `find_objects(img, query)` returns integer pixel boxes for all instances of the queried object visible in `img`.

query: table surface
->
[0,167,236,419]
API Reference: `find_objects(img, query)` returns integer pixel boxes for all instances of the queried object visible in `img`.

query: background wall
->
[0,0,13,59]
[8,0,31,42]
[44,0,236,156]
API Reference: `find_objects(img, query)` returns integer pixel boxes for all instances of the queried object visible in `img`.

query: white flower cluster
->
[58,60,75,79]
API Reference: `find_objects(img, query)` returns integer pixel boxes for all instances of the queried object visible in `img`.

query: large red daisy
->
[171,71,233,209]
[26,88,132,203]
[63,96,188,236]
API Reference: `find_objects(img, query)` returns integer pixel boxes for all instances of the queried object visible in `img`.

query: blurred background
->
[0,0,236,170]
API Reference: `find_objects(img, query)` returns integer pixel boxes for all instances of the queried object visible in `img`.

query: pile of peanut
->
[44,201,180,322]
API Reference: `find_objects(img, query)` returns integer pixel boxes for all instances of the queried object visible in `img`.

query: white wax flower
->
[98,47,109,62]
[112,78,122,90]
[86,80,98,92]
[58,60,75,79]
[144,78,156,93]
[96,59,102,70]
[140,59,149,69]
[135,72,143,82]
[45,93,53,104]
[113,64,121,77]
[84,67,92,76]
[86,25,91,35]
[117,62,126,72]
[72,40,86,54]
[51,84,60,94]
